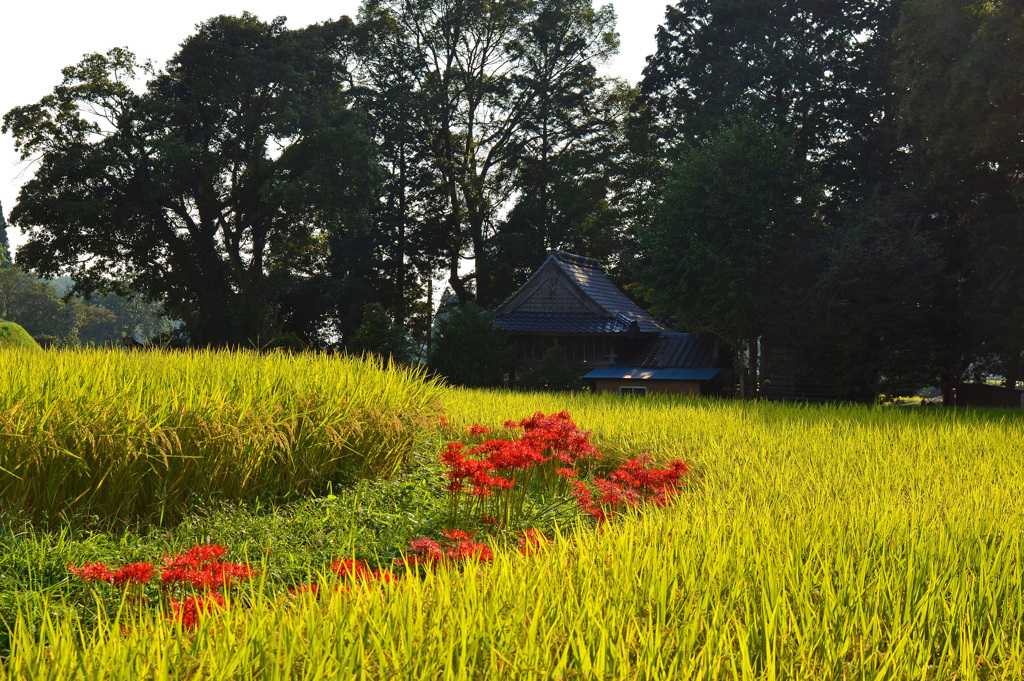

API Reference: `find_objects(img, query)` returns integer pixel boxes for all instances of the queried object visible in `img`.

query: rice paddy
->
[2,350,1024,679]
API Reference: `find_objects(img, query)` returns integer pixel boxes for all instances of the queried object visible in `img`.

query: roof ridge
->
[551,250,601,270]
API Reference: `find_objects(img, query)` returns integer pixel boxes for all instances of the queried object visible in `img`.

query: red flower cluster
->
[440,412,601,525]
[440,442,516,498]
[331,558,395,584]
[68,561,154,588]
[160,544,255,591]
[508,411,601,467]
[290,557,397,598]
[70,546,253,594]
[401,529,494,567]
[69,544,255,631]
[169,593,225,630]
[289,582,320,597]
[571,456,689,522]
[467,423,490,435]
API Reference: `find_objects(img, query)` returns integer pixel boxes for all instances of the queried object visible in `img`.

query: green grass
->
[0,323,40,350]
[0,348,444,524]
[4,363,1024,678]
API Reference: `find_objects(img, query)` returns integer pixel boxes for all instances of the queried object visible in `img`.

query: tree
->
[358,0,619,306]
[3,14,379,347]
[427,303,507,387]
[639,118,818,397]
[0,201,11,266]
[347,302,415,363]
[354,5,450,327]
[893,0,1024,387]
[641,0,901,203]
[775,202,952,401]
[488,0,620,302]
[0,269,83,346]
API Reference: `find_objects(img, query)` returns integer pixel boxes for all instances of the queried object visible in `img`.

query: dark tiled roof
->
[549,252,666,334]
[494,313,632,334]
[627,332,718,369]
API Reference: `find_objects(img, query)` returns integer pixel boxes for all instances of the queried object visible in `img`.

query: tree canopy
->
[4,14,378,347]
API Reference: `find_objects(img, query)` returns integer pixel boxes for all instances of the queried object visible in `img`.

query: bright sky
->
[0,1,669,253]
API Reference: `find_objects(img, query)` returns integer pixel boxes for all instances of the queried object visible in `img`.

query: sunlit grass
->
[0,348,444,524]
[4,365,1024,678]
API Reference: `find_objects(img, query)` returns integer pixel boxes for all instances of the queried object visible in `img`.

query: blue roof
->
[583,367,722,382]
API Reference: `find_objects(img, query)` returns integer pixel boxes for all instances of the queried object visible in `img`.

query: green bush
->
[426,304,507,387]
[0,322,41,350]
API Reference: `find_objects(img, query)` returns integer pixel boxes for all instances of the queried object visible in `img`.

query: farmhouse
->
[494,251,729,395]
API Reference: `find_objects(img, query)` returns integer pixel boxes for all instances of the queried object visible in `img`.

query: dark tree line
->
[635,0,1024,400]
[3,0,1022,399]
[4,3,626,352]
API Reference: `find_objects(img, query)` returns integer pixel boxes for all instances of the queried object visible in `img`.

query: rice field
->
[3,351,1024,678]
[0,349,443,523]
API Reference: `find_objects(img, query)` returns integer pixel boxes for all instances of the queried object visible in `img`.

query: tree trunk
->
[747,339,758,400]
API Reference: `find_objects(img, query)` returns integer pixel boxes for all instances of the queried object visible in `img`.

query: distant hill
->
[0,322,42,349]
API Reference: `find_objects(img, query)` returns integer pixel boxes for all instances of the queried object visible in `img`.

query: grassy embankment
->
[2,349,1024,678]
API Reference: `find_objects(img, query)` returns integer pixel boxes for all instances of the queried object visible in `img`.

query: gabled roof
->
[494,251,665,334]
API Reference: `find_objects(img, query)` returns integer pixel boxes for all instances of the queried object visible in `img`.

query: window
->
[619,386,647,397]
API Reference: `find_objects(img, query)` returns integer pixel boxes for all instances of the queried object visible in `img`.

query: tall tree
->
[894,0,1024,386]
[488,0,619,301]
[0,201,10,266]
[641,0,900,203]
[639,118,819,397]
[358,0,619,306]
[4,14,379,347]
[354,5,450,326]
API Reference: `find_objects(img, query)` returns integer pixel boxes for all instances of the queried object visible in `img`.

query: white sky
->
[0,1,669,253]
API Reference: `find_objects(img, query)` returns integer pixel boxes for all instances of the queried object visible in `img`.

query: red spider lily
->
[163,544,227,569]
[467,423,490,435]
[331,558,375,580]
[401,530,493,567]
[440,412,601,526]
[289,582,320,598]
[441,529,471,542]
[68,562,114,583]
[438,415,451,428]
[372,568,396,584]
[608,456,689,496]
[570,457,689,522]
[160,545,254,592]
[514,411,601,466]
[169,593,225,630]
[69,561,155,589]
[571,481,606,523]
[109,562,154,588]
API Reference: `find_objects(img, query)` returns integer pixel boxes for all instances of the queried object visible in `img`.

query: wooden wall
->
[515,276,592,314]
[593,379,700,396]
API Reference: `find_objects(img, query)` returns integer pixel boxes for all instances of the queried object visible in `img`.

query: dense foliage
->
[426,303,508,388]
[4,15,379,347]
[4,0,1024,397]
